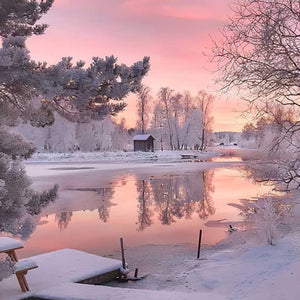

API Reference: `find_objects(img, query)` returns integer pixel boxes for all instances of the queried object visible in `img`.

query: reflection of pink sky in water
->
[19,167,272,259]
[212,156,243,162]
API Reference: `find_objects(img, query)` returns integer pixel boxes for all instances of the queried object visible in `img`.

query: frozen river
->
[7,157,274,259]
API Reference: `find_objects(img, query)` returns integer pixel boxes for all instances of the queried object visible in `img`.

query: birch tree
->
[158,87,174,149]
[136,85,152,134]
[195,91,214,150]
[213,0,300,144]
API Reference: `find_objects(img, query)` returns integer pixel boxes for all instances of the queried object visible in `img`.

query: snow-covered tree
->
[136,85,152,134]
[212,0,300,195]
[254,198,282,245]
[158,87,175,150]
[0,0,149,279]
[170,93,183,150]
[232,196,287,245]
[149,89,214,150]
[0,0,53,38]
[0,257,14,282]
[97,117,115,151]
[151,88,183,150]
[240,106,300,190]
[182,91,194,123]
[180,109,203,150]
[213,0,300,112]
[112,118,130,150]
[194,91,214,150]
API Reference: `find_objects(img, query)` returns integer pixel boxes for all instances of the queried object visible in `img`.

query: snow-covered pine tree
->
[0,0,149,280]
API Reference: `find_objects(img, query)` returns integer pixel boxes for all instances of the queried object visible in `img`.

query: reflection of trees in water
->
[136,170,215,229]
[55,212,73,231]
[97,187,115,223]
[136,180,153,231]
[64,186,115,229]
[196,170,215,219]
[0,181,57,240]
[151,175,185,225]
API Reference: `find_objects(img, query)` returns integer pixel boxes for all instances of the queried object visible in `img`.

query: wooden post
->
[134,268,139,278]
[120,237,126,269]
[197,229,202,259]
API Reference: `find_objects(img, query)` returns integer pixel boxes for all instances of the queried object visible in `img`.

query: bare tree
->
[213,0,300,189]
[182,91,195,123]
[213,0,300,110]
[195,91,214,150]
[136,85,152,134]
[158,87,174,149]
[170,93,183,150]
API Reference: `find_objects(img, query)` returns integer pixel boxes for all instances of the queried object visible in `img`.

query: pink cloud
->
[122,0,230,21]
[26,0,244,131]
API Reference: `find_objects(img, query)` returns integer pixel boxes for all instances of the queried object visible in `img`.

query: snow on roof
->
[132,134,155,141]
[0,237,23,252]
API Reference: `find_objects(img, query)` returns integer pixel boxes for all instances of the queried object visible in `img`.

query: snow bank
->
[28,150,217,163]
[35,282,226,300]
[1,233,300,300]
[0,249,122,300]
[105,232,300,300]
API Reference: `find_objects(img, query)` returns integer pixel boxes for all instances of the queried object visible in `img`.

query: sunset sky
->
[27,0,247,131]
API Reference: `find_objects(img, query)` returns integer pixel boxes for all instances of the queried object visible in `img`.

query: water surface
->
[10,161,274,259]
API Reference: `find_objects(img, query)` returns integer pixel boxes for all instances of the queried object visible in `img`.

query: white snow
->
[1,151,299,299]
[132,134,153,141]
[35,282,226,300]
[28,249,122,283]
[2,232,298,300]
[14,259,37,272]
[0,249,122,300]
[27,150,217,163]
[0,237,23,252]
[103,231,300,300]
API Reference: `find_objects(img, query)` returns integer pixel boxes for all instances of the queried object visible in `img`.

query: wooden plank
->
[77,269,122,285]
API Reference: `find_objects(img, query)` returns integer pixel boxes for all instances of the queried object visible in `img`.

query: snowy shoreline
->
[106,228,300,300]
[13,150,300,299]
[27,149,219,164]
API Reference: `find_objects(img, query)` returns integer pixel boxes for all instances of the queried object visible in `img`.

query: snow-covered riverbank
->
[3,151,299,299]
[27,150,218,163]
[107,229,300,300]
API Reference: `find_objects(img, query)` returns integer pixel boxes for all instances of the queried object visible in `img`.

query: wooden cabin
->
[133,134,155,152]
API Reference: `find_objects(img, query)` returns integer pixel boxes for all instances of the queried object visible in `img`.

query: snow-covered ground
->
[106,230,300,300]
[28,149,218,163]
[1,149,299,299]
[2,232,299,299]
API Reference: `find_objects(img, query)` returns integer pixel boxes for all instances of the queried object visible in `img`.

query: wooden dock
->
[1,248,227,300]
[0,249,125,300]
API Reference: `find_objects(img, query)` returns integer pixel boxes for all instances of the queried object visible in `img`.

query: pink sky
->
[27,0,246,131]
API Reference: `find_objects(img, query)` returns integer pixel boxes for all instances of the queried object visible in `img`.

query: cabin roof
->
[132,134,155,141]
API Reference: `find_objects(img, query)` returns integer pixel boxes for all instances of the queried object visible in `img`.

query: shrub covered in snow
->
[0,257,14,282]
[233,196,289,245]
[253,198,283,245]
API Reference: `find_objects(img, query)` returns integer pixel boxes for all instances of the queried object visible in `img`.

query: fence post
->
[197,229,202,259]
